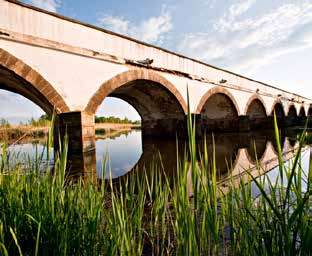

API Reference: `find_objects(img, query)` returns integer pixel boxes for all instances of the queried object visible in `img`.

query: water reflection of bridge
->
[71,129,306,185]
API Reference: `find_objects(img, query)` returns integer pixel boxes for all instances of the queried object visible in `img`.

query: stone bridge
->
[1,0,312,159]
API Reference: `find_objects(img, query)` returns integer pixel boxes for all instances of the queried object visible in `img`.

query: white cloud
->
[215,0,257,32]
[98,7,172,44]
[229,0,256,17]
[98,15,130,35]
[177,1,312,76]
[29,0,60,13]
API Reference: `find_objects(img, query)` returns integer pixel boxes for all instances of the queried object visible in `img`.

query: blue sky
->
[1,0,312,123]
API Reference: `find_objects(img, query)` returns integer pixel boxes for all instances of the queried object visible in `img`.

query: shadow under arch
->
[0,48,69,115]
[196,87,240,133]
[299,106,306,117]
[297,105,307,126]
[195,86,240,115]
[244,94,268,116]
[308,106,312,117]
[85,69,188,137]
[286,104,297,127]
[287,104,297,117]
[270,99,285,116]
[244,94,268,130]
[85,69,187,114]
[270,99,286,127]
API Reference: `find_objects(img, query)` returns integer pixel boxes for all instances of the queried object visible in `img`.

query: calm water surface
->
[2,128,311,183]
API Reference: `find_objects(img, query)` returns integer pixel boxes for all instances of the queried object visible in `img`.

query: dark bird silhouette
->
[136,58,154,65]
[219,79,227,84]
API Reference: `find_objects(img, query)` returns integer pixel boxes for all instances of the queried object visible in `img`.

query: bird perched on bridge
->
[136,58,154,66]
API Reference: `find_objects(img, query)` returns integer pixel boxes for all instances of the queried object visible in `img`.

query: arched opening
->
[299,106,306,117]
[0,70,54,165]
[0,49,86,175]
[286,105,297,127]
[0,49,69,114]
[271,102,285,127]
[246,98,267,130]
[86,70,187,138]
[308,106,312,117]
[0,90,48,139]
[198,92,239,133]
[87,70,188,179]
[308,107,312,128]
[288,105,297,117]
[95,97,142,179]
[0,65,55,116]
[0,49,70,152]
[108,79,186,137]
[298,106,306,126]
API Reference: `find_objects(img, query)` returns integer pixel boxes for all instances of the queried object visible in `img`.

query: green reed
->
[0,109,311,255]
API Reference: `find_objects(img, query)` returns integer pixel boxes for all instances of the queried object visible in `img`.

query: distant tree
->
[28,114,50,127]
[0,118,10,128]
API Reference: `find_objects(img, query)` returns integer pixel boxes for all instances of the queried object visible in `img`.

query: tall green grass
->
[0,111,311,255]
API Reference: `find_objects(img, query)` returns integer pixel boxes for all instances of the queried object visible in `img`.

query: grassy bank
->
[0,126,49,142]
[0,123,141,143]
[0,114,311,255]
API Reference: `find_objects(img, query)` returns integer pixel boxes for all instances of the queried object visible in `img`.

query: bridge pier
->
[54,112,96,178]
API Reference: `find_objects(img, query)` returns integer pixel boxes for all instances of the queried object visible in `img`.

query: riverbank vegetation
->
[0,114,311,255]
[0,115,141,142]
[95,115,141,124]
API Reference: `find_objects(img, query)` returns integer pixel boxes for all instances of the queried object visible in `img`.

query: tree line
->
[95,116,140,124]
[0,115,141,128]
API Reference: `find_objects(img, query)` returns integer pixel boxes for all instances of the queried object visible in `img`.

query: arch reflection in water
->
[96,130,142,179]
[5,128,304,185]
[93,128,302,184]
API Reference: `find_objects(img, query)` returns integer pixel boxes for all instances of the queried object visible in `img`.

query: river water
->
[2,128,311,185]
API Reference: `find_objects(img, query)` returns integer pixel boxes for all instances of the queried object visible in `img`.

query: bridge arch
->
[85,69,187,114]
[85,69,188,137]
[196,87,240,132]
[243,94,268,116]
[270,99,285,118]
[308,106,312,117]
[287,104,297,117]
[299,106,306,117]
[244,94,268,130]
[285,104,297,127]
[0,48,69,115]
[196,87,240,115]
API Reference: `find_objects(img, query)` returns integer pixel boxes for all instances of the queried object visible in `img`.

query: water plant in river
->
[0,112,311,255]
